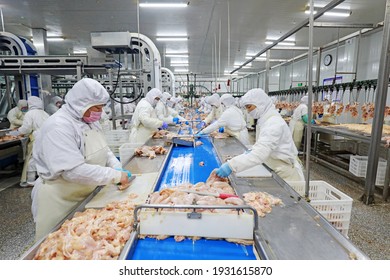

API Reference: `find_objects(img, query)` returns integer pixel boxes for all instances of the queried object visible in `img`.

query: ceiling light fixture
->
[139,3,188,8]
[304,9,351,17]
[156,37,188,41]
[265,41,295,46]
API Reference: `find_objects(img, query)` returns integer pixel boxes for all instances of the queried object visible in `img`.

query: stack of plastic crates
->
[349,155,387,186]
[104,129,130,157]
[288,181,353,237]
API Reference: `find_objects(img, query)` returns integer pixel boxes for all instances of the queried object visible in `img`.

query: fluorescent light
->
[156,37,188,41]
[247,53,266,57]
[170,63,189,67]
[47,37,64,41]
[73,50,87,54]
[165,54,189,58]
[139,3,188,8]
[265,41,295,46]
[246,56,266,61]
[266,37,295,42]
[304,9,351,17]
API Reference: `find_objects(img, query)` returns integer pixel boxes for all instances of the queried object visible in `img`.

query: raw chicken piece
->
[134,145,167,159]
[206,169,228,186]
[195,141,203,146]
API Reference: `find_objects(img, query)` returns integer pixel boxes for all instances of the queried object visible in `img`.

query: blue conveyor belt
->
[156,136,220,189]
[128,136,256,260]
[130,237,256,260]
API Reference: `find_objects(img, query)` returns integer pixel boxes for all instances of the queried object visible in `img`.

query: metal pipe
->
[353,30,362,82]
[334,28,340,84]
[305,0,315,198]
[265,50,270,93]
[108,68,116,130]
[362,0,390,205]
[0,8,4,32]
[231,0,346,74]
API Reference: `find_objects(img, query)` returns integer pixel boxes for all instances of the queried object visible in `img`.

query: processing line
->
[21,124,369,260]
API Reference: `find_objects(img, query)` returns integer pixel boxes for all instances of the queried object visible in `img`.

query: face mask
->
[249,108,262,119]
[83,111,102,123]
[167,100,174,107]
[21,108,28,113]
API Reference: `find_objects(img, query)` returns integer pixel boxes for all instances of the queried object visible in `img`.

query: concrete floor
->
[0,132,388,260]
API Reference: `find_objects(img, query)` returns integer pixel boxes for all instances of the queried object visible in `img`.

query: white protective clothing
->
[173,96,184,112]
[31,78,123,240]
[18,96,50,184]
[7,99,28,129]
[227,88,304,181]
[204,94,223,124]
[202,94,249,145]
[46,96,63,115]
[289,96,308,149]
[156,92,185,124]
[129,88,163,143]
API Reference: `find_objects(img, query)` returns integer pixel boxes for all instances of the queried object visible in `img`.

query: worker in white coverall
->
[129,88,166,144]
[289,96,311,150]
[46,95,63,115]
[199,93,223,129]
[215,88,304,181]
[156,92,186,125]
[7,99,28,129]
[12,96,50,187]
[31,78,132,241]
[197,94,250,145]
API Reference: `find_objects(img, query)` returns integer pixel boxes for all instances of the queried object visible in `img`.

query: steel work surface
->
[128,136,257,260]
[213,137,368,260]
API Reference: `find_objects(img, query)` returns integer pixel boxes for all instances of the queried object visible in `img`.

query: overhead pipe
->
[231,0,346,74]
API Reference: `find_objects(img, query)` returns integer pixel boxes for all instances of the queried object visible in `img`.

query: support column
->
[32,28,52,107]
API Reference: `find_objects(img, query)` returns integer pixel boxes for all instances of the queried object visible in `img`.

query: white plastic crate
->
[288,181,352,236]
[349,155,387,186]
[119,143,144,165]
[104,129,130,156]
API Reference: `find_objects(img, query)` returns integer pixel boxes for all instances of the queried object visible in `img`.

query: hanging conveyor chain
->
[0,55,107,75]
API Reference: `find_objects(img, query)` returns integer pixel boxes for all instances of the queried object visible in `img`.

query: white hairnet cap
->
[207,93,221,107]
[51,96,63,104]
[28,96,44,110]
[301,96,309,104]
[162,92,172,103]
[64,78,109,118]
[220,94,236,107]
[145,88,162,105]
[241,88,273,118]
[17,99,28,109]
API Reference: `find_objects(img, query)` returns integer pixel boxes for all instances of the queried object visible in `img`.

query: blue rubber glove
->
[218,127,225,133]
[311,119,316,124]
[185,121,190,125]
[216,163,232,178]
[318,113,323,118]
[173,117,179,124]
[115,168,132,178]
[160,122,168,130]
[196,121,206,129]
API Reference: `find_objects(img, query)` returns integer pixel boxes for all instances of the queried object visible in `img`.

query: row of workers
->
[24,78,305,242]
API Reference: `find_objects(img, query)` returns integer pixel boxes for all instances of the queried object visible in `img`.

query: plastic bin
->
[349,155,387,186]
[104,129,130,156]
[119,143,144,165]
[288,181,352,236]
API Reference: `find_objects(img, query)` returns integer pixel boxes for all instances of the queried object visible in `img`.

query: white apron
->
[265,157,305,182]
[291,119,304,149]
[20,134,34,183]
[32,128,110,241]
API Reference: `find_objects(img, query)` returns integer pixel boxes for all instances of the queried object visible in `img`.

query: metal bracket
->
[187,212,202,219]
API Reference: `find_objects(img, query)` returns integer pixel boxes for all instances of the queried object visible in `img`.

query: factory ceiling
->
[0,0,387,79]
